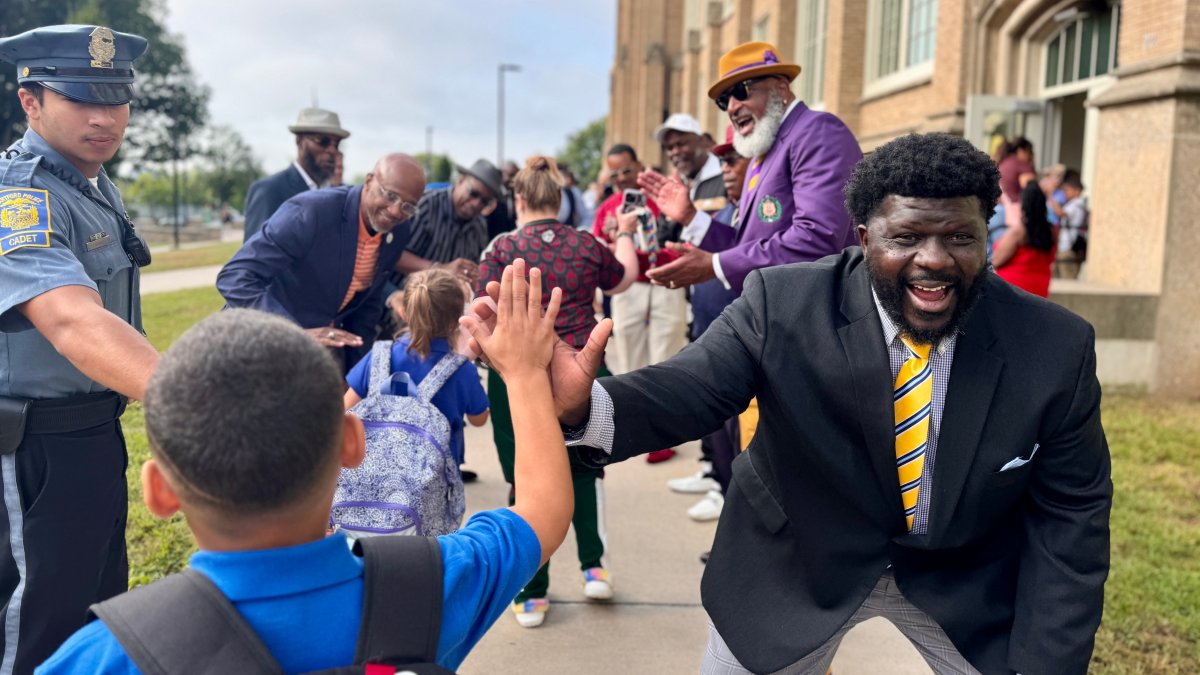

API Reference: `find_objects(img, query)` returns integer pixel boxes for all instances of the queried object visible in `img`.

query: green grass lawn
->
[125,287,1200,672]
[145,240,241,274]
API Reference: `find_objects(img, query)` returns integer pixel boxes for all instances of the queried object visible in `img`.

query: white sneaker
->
[667,462,719,494]
[511,598,549,628]
[687,490,724,522]
[582,567,614,600]
[667,472,720,494]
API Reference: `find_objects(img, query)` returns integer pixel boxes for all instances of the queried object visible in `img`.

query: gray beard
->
[732,93,787,158]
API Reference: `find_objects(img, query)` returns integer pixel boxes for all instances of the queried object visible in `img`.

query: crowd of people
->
[1,22,1111,675]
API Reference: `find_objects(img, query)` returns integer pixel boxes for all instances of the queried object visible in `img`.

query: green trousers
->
[488,367,608,601]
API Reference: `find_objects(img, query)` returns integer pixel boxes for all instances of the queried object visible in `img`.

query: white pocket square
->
[999,444,1039,472]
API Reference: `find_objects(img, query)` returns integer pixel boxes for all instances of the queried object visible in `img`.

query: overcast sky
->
[163,0,615,179]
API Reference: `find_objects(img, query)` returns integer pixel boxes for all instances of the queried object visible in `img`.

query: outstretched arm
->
[463,279,611,426]
[460,259,572,566]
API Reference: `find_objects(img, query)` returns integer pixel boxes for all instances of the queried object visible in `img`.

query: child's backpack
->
[90,535,455,674]
[332,340,467,537]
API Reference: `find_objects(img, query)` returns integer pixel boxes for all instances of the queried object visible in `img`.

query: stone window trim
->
[863,0,938,99]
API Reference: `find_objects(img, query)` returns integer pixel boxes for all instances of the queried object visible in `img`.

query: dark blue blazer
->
[243,164,308,241]
[218,185,411,370]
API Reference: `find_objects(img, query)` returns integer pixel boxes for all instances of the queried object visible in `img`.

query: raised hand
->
[550,317,612,425]
[463,266,611,425]
[638,168,696,225]
[460,259,560,382]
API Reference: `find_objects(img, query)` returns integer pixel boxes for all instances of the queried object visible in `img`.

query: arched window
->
[1045,3,1119,89]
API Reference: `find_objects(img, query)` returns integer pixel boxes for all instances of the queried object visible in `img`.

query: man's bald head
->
[362,153,426,233]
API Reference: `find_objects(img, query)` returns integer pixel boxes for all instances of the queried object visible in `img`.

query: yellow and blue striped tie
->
[894,337,932,531]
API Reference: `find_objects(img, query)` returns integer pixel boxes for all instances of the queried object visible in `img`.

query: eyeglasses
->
[718,154,744,167]
[305,134,341,150]
[374,182,420,219]
[715,77,772,111]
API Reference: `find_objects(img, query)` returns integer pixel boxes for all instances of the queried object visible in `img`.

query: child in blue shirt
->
[344,269,489,466]
[39,259,586,673]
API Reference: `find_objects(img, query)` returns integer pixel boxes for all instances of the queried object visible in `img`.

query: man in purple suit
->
[641,41,861,293]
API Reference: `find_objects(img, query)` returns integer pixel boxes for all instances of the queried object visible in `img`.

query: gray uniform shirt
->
[0,128,142,398]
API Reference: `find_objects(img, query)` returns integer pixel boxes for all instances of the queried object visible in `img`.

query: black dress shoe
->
[699,550,710,564]
[461,469,478,483]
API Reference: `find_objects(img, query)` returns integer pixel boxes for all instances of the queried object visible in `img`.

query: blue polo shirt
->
[37,509,540,674]
[346,336,489,464]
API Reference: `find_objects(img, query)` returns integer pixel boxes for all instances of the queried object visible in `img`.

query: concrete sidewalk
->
[455,424,933,674]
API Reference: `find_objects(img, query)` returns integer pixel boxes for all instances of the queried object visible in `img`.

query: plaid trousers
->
[701,572,982,675]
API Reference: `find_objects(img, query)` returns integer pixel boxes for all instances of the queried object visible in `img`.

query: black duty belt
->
[0,392,127,451]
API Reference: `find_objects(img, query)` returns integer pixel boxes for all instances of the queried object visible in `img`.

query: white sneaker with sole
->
[687,490,724,522]
[582,567,614,600]
[512,598,549,627]
[668,462,719,493]
[667,471,720,494]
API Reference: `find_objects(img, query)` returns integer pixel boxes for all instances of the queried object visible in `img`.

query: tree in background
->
[413,153,455,183]
[557,116,606,188]
[0,0,210,177]
[198,125,262,211]
[0,0,61,146]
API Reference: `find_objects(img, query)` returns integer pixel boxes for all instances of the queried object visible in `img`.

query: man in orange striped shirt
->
[218,153,425,373]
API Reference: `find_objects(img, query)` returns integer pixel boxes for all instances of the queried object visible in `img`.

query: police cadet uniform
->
[0,25,151,672]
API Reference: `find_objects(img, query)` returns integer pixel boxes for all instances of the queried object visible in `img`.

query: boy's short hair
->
[144,309,345,513]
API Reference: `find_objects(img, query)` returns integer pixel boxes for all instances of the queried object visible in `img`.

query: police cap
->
[0,24,148,105]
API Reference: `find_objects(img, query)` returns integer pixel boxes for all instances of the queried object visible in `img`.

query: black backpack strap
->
[90,569,284,675]
[352,535,444,664]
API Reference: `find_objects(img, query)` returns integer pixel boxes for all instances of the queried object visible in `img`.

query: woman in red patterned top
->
[478,156,636,628]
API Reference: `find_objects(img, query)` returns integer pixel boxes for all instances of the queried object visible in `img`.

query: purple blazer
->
[699,102,862,293]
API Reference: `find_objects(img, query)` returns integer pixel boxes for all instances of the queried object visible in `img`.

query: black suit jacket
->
[243,164,308,241]
[591,249,1111,674]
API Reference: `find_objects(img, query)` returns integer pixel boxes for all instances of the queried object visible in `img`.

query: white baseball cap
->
[654,113,704,144]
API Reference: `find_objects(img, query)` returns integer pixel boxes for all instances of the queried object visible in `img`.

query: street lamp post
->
[497,63,521,168]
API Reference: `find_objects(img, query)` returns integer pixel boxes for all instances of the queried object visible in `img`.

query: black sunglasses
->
[715,77,772,112]
[467,187,496,207]
[306,134,341,150]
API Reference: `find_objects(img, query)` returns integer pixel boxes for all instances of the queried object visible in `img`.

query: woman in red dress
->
[993,181,1056,297]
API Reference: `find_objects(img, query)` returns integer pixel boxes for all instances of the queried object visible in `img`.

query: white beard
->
[732,92,787,158]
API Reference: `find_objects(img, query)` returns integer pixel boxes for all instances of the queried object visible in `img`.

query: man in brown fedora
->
[243,106,351,240]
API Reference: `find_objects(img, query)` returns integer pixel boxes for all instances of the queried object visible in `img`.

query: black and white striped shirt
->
[405,187,490,263]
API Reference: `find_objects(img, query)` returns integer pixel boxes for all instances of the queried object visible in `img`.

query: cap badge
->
[89,27,116,68]
[21,67,29,77]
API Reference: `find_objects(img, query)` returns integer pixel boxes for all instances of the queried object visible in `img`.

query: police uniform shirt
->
[0,127,142,399]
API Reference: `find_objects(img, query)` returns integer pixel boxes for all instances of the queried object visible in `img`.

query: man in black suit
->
[243,107,350,241]
[466,134,1111,674]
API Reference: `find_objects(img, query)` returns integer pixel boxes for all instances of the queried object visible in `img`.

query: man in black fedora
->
[395,158,504,285]
[243,106,351,240]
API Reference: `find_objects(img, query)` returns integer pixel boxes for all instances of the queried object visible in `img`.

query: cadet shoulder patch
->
[0,188,53,255]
